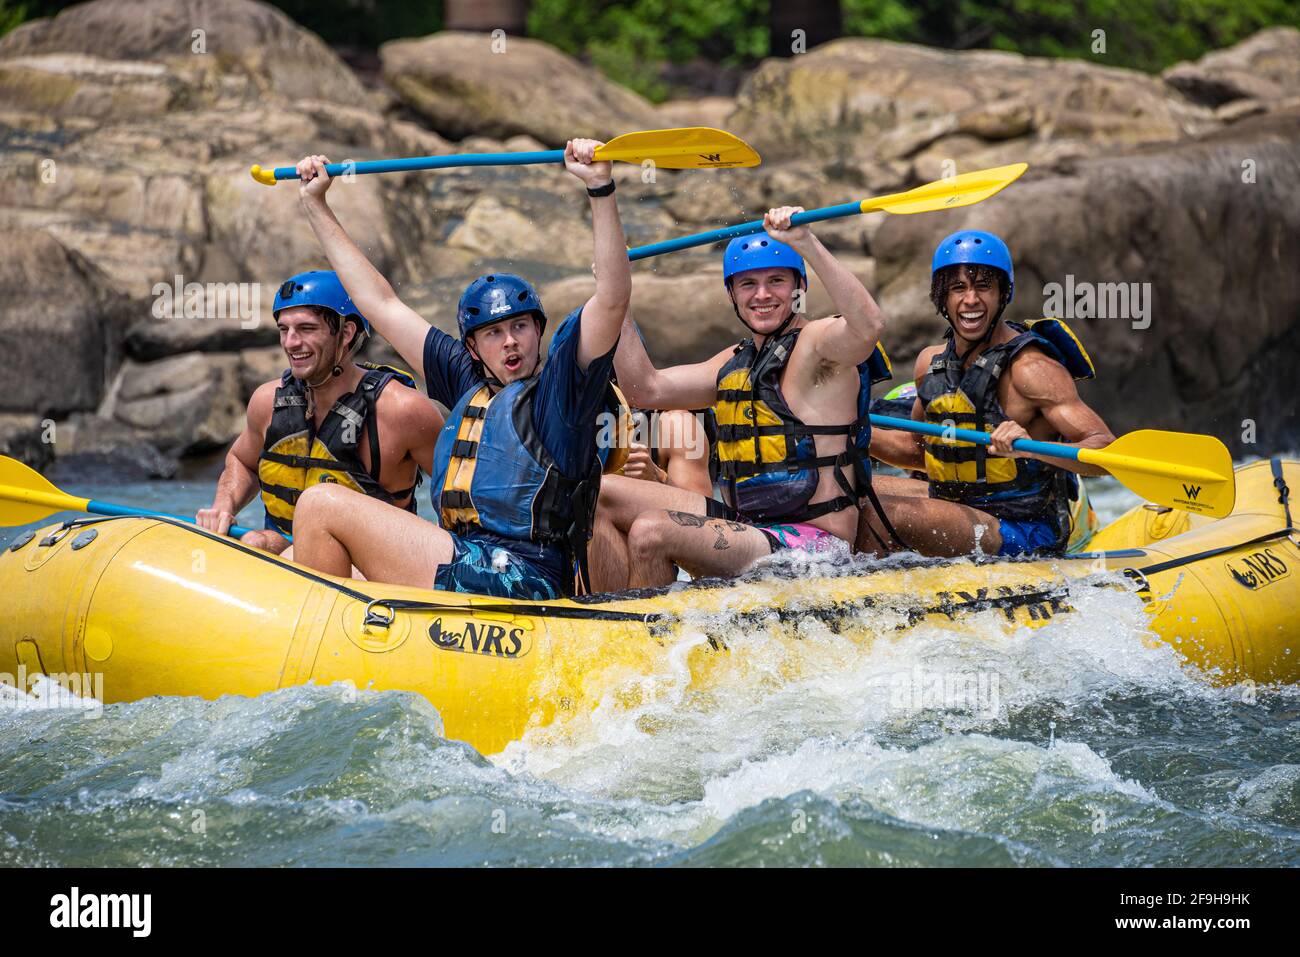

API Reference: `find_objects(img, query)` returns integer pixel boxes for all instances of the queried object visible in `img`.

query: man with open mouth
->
[861,230,1115,558]
[286,138,631,599]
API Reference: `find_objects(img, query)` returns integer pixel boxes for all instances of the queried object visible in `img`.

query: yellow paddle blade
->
[865,163,1028,216]
[1079,430,1236,518]
[594,127,761,169]
[0,455,86,527]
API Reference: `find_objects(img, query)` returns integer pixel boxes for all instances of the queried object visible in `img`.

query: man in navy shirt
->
[287,140,630,598]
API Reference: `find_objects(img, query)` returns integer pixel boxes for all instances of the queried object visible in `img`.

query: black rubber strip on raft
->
[1133,527,1296,577]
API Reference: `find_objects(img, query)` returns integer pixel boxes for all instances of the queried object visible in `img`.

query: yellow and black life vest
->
[711,329,892,523]
[258,363,422,536]
[916,318,1095,538]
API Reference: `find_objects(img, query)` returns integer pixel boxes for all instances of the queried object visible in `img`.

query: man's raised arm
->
[563,139,632,369]
[763,206,885,367]
[295,154,431,374]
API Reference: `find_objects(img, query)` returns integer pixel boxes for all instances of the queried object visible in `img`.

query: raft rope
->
[41,461,1296,633]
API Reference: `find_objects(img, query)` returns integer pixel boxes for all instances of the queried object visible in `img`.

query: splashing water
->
[1,472,1298,866]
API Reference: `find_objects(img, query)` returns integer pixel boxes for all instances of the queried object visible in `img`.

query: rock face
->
[1164,27,1300,107]
[0,229,120,416]
[102,352,246,454]
[380,31,659,144]
[0,415,54,472]
[0,0,367,104]
[2,0,1297,469]
[728,38,1217,167]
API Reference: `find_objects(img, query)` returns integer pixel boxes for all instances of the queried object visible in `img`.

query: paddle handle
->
[627,201,865,261]
[84,500,264,539]
[255,150,569,185]
[868,413,1080,460]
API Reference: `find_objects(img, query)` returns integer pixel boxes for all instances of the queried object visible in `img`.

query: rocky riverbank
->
[1,0,1297,477]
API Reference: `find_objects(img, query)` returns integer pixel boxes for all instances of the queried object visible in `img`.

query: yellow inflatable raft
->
[1,459,1295,755]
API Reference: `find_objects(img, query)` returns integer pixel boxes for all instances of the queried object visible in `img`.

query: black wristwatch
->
[586,180,616,198]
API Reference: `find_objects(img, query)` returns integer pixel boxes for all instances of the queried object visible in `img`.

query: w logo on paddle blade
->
[1183,483,1201,500]
[699,153,721,162]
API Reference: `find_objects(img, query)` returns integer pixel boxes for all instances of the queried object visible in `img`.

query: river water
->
[1,461,1298,866]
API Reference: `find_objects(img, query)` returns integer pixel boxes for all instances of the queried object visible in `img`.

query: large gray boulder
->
[729,38,1215,165]
[380,31,660,144]
[0,229,119,416]
[1164,27,1300,107]
[0,0,368,106]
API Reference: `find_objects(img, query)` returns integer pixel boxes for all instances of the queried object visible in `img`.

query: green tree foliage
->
[845,0,1300,72]
[532,0,1299,98]
[3,0,1297,90]
[0,0,30,37]
[529,0,767,100]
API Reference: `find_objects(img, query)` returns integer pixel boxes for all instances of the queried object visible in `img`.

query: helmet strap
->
[301,322,358,398]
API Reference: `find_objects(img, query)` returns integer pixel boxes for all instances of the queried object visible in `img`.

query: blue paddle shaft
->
[272,152,566,181]
[868,413,1081,461]
[628,201,864,261]
[86,499,272,540]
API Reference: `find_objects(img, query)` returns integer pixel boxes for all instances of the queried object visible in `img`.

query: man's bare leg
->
[292,484,456,587]
[597,473,713,533]
[587,511,630,593]
[856,493,1004,558]
[278,544,367,581]
[870,474,930,497]
[627,510,773,588]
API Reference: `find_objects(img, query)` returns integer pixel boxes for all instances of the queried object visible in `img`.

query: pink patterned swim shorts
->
[755,522,841,554]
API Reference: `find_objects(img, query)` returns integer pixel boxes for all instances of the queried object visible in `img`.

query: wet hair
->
[929,263,1010,316]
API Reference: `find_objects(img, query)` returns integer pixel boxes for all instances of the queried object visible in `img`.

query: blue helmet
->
[722,235,806,286]
[457,273,547,340]
[273,270,371,336]
[930,230,1014,303]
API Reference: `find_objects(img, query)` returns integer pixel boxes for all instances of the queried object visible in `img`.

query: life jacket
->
[258,363,422,536]
[916,318,1096,544]
[711,327,892,523]
[431,377,619,596]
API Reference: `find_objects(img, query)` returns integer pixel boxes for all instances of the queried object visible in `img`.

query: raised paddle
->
[250,126,761,185]
[869,414,1236,518]
[0,455,262,537]
[627,163,1028,260]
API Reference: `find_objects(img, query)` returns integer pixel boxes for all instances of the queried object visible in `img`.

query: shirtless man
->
[602,209,887,588]
[862,230,1115,557]
[197,270,442,552]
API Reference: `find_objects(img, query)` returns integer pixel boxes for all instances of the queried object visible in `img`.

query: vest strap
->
[439,386,492,530]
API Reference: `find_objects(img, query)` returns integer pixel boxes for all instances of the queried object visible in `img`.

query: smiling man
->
[597,209,890,589]
[862,230,1115,558]
[197,270,442,552]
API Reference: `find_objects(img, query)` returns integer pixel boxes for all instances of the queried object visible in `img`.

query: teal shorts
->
[433,532,562,600]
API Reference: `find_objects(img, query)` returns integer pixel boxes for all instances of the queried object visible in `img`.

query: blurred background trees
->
[4,0,1298,100]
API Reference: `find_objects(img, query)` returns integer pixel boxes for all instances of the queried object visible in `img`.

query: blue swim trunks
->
[996,518,1061,557]
[433,531,563,600]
